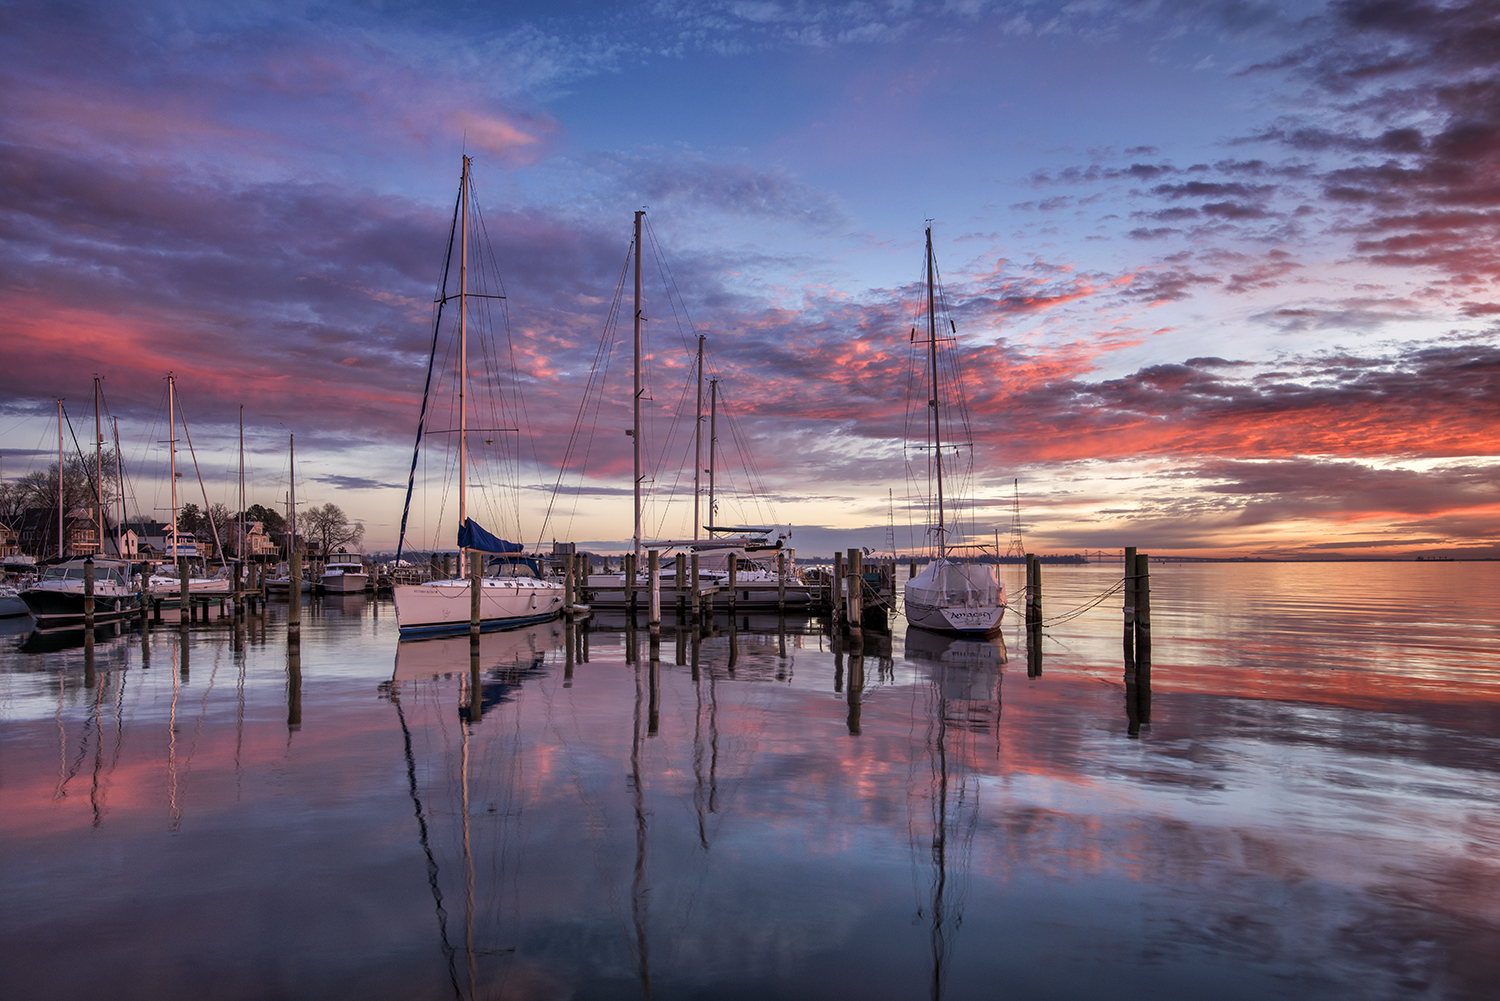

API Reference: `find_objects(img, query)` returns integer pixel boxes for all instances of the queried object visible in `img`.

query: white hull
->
[320,572,369,594]
[394,577,566,636]
[903,559,1006,637]
[904,599,1005,636]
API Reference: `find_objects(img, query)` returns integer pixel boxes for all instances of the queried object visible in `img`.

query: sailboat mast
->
[694,334,704,541]
[459,156,470,577]
[94,377,103,556]
[633,210,644,567]
[168,375,178,562]
[238,406,245,560]
[56,399,63,560]
[112,417,124,557]
[288,433,296,554]
[926,227,946,561]
[708,379,718,533]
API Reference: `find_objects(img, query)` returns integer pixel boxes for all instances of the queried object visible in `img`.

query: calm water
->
[2,564,1498,1000]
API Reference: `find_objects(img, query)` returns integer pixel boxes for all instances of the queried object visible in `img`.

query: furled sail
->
[457,518,523,554]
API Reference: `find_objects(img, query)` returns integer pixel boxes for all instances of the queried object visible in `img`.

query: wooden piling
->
[1123,546,1137,663]
[676,552,687,614]
[84,558,95,632]
[288,549,301,633]
[689,553,700,616]
[727,552,737,616]
[563,552,575,614]
[777,550,786,611]
[469,549,481,636]
[178,557,191,626]
[832,551,844,623]
[648,550,661,630]
[851,549,865,629]
[625,553,637,616]
[1135,552,1151,664]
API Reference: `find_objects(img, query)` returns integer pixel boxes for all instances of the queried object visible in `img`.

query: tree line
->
[2,456,364,559]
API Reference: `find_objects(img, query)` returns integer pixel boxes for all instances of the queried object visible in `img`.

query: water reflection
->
[4,569,1500,1000]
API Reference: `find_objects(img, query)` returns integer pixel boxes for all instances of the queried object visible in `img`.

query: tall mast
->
[458,155,470,577]
[56,399,63,559]
[288,433,296,553]
[112,417,125,557]
[94,377,103,556]
[708,379,718,534]
[238,406,245,560]
[926,227,946,561]
[632,210,644,566]
[694,334,704,541]
[168,375,178,562]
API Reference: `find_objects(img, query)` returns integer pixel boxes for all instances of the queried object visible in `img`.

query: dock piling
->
[648,550,661,630]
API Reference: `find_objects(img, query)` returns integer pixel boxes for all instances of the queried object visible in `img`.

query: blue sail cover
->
[457,518,524,554]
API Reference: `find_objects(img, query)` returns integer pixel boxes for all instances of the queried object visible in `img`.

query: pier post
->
[832,551,844,625]
[625,553,637,617]
[84,557,95,632]
[288,549,301,635]
[777,550,786,611]
[469,548,481,637]
[563,552,575,615]
[1136,552,1151,665]
[690,553,701,617]
[648,550,661,631]
[232,561,242,617]
[1123,546,1137,664]
[676,553,687,615]
[727,553,737,617]
[178,556,190,626]
[845,550,862,643]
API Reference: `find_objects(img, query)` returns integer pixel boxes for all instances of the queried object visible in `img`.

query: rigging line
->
[391,688,465,1001]
[643,215,702,355]
[716,388,778,529]
[396,185,463,564]
[474,196,547,542]
[536,243,633,543]
[60,404,107,518]
[173,398,228,564]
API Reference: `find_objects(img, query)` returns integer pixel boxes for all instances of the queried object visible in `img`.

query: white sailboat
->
[392,156,565,638]
[903,227,1007,637]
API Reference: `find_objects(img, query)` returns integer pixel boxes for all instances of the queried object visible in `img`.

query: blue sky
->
[1,0,1497,558]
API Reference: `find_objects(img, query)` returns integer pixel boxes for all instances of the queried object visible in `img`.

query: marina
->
[4,6,1499,999]
[2,561,1498,999]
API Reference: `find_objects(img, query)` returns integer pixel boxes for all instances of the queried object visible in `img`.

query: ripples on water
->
[2,564,1497,1000]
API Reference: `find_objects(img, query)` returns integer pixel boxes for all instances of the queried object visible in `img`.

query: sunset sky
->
[2,0,1497,559]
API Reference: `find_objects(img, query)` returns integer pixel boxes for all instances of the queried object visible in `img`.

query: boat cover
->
[457,518,524,554]
[907,561,1002,605]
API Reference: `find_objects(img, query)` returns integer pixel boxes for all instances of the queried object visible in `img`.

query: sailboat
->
[20,399,140,626]
[580,231,808,612]
[392,156,566,638]
[903,228,1007,636]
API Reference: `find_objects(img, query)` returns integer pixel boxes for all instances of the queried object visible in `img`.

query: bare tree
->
[302,503,365,559]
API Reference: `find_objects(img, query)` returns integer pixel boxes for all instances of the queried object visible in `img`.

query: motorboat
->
[20,557,142,626]
[320,557,369,594]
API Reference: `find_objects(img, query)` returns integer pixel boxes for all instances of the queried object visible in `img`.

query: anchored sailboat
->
[903,228,1006,636]
[392,156,565,638]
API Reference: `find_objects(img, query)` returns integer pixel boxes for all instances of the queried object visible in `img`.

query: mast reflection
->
[906,627,1005,1001]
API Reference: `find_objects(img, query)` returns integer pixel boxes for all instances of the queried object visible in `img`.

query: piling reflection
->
[286,635,301,730]
[9,570,1500,1001]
